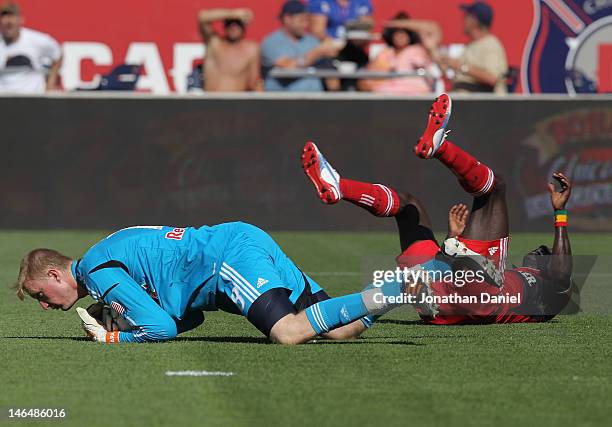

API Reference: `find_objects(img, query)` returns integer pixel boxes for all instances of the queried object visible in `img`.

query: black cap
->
[460,1,493,27]
[279,0,306,18]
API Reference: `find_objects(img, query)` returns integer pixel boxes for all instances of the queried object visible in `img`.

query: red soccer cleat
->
[301,141,342,204]
[414,93,452,159]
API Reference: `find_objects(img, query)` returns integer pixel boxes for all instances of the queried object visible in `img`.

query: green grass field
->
[1,231,611,427]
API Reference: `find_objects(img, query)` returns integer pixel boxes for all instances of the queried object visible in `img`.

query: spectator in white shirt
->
[0,2,62,93]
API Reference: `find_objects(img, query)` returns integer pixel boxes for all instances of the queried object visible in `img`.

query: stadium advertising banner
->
[516,108,612,230]
[0,97,610,231]
[17,0,610,94]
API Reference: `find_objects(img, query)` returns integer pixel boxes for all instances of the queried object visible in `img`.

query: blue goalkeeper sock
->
[305,280,405,335]
[305,294,367,335]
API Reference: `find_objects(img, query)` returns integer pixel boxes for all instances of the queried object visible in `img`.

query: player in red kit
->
[301,93,574,325]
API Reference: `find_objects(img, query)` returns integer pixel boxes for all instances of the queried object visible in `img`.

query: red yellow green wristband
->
[554,209,567,227]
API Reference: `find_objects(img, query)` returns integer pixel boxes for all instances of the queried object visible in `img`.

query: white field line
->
[165,371,235,377]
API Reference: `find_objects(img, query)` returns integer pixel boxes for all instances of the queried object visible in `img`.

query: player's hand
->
[548,172,572,210]
[76,307,109,343]
[448,204,469,238]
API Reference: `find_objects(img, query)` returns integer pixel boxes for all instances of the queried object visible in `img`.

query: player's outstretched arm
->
[546,172,573,288]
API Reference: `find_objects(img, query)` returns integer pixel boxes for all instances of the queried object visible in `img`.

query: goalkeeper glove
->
[76,307,120,343]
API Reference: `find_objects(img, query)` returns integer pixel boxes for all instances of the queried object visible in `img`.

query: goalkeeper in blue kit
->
[15,222,423,344]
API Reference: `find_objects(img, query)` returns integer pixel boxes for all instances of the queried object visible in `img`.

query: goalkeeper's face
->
[27,268,80,311]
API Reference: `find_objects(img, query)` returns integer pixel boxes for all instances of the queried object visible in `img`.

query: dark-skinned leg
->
[462,175,509,241]
[432,140,509,270]
[394,191,437,252]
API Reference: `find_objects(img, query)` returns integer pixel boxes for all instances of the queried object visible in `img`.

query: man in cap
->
[0,1,62,93]
[435,1,508,93]
[198,7,261,91]
[261,0,340,91]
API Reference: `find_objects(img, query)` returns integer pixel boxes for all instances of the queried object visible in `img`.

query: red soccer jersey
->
[423,267,549,325]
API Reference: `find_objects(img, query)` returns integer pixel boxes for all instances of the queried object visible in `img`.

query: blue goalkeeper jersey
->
[72,224,239,343]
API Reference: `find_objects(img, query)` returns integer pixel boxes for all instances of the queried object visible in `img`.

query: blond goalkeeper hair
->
[14,249,72,300]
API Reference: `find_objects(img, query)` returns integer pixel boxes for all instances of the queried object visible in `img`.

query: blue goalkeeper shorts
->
[215,223,329,335]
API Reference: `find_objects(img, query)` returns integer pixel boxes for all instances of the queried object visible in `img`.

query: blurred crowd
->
[195,0,509,95]
[0,0,510,95]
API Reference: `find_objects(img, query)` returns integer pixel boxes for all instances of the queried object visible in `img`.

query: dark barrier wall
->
[1,96,611,232]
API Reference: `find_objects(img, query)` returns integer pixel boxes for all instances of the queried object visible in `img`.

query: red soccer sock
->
[339,179,400,217]
[436,141,496,196]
